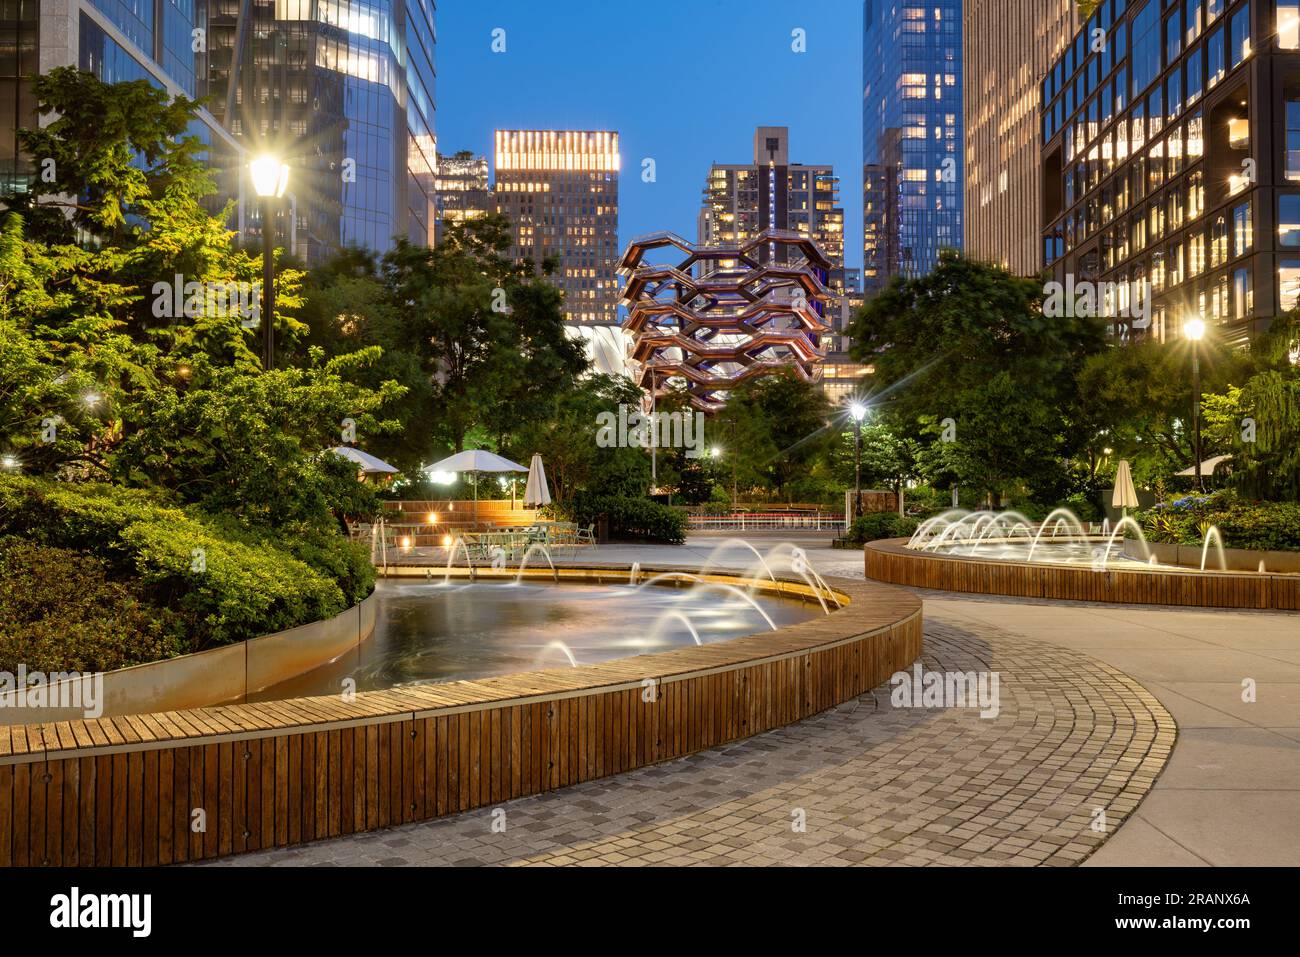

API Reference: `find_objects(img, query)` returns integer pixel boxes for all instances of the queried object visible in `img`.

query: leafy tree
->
[382,215,587,456]
[849,252,1108,504]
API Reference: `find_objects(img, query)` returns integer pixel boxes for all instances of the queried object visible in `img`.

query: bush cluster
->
[0,476,375,660]
[846,512,920,544]
[1139,492,1300,552]
[562,492,688,545]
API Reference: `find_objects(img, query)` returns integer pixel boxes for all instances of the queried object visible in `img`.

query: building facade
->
[965,0,1078,275]
[1041,0,1285,346]
[493,129,620,325]
[862,0,964,292]
[697,126,846,289]
[435,149,489,242]
[4,0,436,265]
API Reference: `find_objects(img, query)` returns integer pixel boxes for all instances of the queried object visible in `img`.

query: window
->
[1186,0,1204,44]
[1188,110,1205,161]
[1233,200,1253,255]
[1187,47,1203,104]
[1287,99,1300,180]
[1281,1,1300,49]
[1233,268,1252,319]
[1281,259,1300,310]
[1231,4,1251,66]
[1166,8,1183,62]
[1211,214,1229,266]
[1167,71,1183,120]
[1132,0,1162,96]
[1207,27,1225,87]
[1279,194,1300,246]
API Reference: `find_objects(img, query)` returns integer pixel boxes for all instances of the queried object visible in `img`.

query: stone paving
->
[212,613,1174,867]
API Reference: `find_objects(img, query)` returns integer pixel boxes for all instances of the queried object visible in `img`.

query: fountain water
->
[636,573,778,631]
[539,641,579,667]
[443,536,476,583]
[629,561,641,585]
[513,543,559,583]
[1200,526,1228,572]
[649,610,702,646]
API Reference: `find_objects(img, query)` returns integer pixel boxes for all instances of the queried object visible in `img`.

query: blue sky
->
[435,0,865,270]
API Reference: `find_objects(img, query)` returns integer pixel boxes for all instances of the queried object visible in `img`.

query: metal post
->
[261,195,275,371]
[853,417,862,521]
[650,372,657,492]
[1192,345,1203,492]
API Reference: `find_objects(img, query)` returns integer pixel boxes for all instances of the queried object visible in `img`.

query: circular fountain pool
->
[251,577,820,701]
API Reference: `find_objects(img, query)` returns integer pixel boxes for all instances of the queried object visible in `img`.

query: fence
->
[687,511,846,532]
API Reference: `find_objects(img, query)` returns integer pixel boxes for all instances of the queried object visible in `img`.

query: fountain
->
[1200,526,1227,572]
[513,543,559,583]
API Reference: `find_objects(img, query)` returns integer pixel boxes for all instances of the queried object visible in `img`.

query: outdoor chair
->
[576,524,597,549]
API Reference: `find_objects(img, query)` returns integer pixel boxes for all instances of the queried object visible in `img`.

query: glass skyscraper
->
[862,0,964,292]
[4,0,436,264]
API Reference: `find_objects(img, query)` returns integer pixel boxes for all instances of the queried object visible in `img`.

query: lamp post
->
[850,401,867,520]
[1185,317,1206,492]
[250,156,290,371]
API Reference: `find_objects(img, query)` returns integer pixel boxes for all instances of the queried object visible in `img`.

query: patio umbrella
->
[1112,459,1139,518]
[524,453,551,508]
[1174,454,1232,478]
[329,446,399,476]
[424,450,528,522]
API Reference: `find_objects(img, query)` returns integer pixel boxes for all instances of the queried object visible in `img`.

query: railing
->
[687,511,846,532]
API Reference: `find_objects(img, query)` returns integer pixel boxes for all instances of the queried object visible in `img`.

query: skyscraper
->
[698,126,845,288]
[493,129,620,325]
[862,0,964,292]
[435,150,490,242]
[964,0,1078,275]
[5,0,437,264]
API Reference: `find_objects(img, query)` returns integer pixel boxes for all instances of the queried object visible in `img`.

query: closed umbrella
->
[424,450,528,523]
[1112,459,1139,518]
[524,453,551,508]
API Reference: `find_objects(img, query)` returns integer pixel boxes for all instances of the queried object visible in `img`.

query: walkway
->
[206,535,1300,867]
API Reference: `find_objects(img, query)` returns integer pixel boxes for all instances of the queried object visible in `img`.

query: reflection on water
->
[251,579,817,701]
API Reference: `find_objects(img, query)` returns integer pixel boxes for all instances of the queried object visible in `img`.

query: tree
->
[382,215,588,456]
[849,252,1108,504]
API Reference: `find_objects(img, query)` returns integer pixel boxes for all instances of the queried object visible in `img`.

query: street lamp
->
[250,155,289,371]
[849,401,867,520]
[1185,317,1206,492]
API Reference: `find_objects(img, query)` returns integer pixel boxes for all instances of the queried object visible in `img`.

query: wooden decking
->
[865,539,1300,611]
[0,572,922,866]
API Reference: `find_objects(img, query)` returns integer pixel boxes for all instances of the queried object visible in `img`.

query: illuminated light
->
[1,455,18,470]
[82,392,101,406]
[429,470,456,485]
[849,402,867,422]
[1185,318,1206,341]
[250,156,290,198]
[427,512,438,524]
[400,537,411,549]
[441,535,453,547]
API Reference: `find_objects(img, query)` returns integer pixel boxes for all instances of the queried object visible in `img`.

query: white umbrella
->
[424,450,528,522]
[1112,459,1139,518]
[1175,454,1232,478]
[330,446,399,476]
[524,453,551,508]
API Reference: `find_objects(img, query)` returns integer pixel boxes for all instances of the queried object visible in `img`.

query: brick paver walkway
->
[211,615,1174,867]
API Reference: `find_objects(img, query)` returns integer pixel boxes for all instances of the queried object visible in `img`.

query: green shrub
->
[1139,492,1300,551]
[847,512,920,544]
[0,537,184,673]
[562,492,688,544]
[0,476,374,652]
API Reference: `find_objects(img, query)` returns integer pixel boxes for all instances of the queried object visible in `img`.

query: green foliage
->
[845,512,920,544]
[0,536,184,673]
[0,476,373,651]
[850,252,1108,504]
[561,492,687,544]
[1139,492,1300,551]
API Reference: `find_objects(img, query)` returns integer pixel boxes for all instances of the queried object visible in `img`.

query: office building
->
[493,129,620,324]
[1041,0,1280,345]
[863,0,964,292]
[965,0,1078,274]
[435,150,490,242]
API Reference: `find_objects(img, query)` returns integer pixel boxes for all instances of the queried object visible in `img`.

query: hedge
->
[1139,493,1300,552]
[0,476,374,654]
[562,492,688,544]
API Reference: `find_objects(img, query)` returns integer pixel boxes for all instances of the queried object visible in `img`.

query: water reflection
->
[251,579,816,701]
